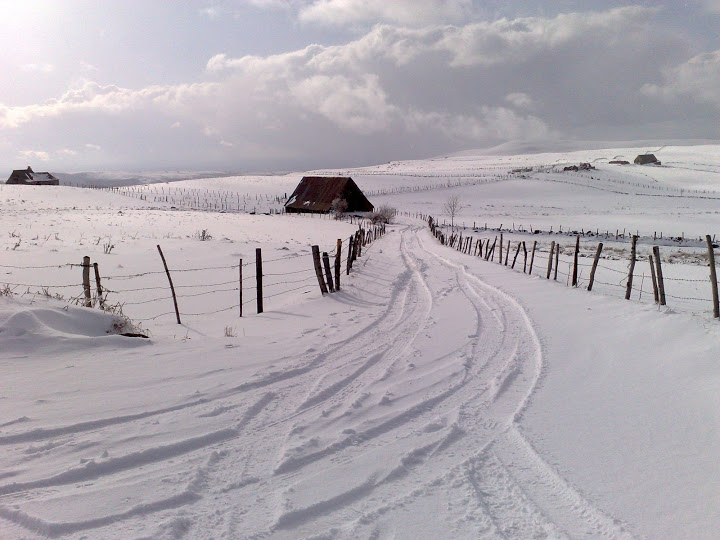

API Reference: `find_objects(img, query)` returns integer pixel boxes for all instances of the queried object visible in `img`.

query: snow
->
[1,143,720,539]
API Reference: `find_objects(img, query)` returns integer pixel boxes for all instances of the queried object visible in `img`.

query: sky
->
[1,0,719,172]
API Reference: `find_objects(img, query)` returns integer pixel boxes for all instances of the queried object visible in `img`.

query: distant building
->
[285,176,373,214]
[6,166,59,185]
[634,154,660,165]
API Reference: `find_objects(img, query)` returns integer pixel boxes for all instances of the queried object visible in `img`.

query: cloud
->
[18,150,50,161]
[299,0,472,26]
[505,92,535,109]
[641,50,720,108]
[0,6,714,170]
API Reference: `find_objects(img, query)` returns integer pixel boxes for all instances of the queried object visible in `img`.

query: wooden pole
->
[649,254,659,304]
[335,239,342,291]
[92,262,104,309]
[546,241,555,279]
[505,240,510,265]
[156,245,181,324]
[572,235,580,287]
[652,246,666,306]
[587,242,603,291]
[256,247,264,313]
[312,245,328,294]
[625,235,638,299]
[522,241,528,273]
[554,243,560,281]
[239,259,243,317]
[706,235,719,318]
[511,242,521,269]
[347,235,353,275]
[322,251,335,293]
[529,241,537,275]
[499,233,503,264]
[82,256,92,307]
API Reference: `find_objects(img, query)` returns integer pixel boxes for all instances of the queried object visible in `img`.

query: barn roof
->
[6,166,59,185]
[285,176,373,213]
[634,154,659,165]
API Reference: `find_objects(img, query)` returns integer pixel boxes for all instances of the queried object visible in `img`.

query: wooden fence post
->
[499,233,503,264]
[706,235,719,318]
[505,240,510,265]
[347,235,354,275]
[312,245,328,295]
[546,241,555,279]
[554,243,560,281]
[256,247,264,313]
[239,259,243,317]
[625,235,638,299]
[511,242,521,269]
[93,262,104,309]
[156,245,181,324]
[322,251,335,293]
[335,239,342,291]
[82,256,92,307]
[529,241,537,275]
[649,254,659,304]
[572,235,580,287]
[652,246,666,306]
[522,242,528,272]
[587,242,603,291]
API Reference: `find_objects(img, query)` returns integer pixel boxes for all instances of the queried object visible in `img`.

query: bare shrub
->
[330,197,348,219]
[224,326,237,337]
[195,229,213,241]
[370,205,396,224]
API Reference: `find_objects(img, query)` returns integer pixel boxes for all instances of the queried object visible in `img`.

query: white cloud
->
[299,0,472,26]
[18,150,50,161]
[0,6,712,169]
[505,92,535,109]
[641,50,720,108]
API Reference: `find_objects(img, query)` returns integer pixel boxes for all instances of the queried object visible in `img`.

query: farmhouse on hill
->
[6,166,59,185]
[284,176,373,214]
[634,154,661,166]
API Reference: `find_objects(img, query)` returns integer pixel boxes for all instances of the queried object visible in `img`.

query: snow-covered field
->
[1,144,720,539]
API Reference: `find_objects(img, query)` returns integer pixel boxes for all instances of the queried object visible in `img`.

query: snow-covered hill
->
[1,143,719,538]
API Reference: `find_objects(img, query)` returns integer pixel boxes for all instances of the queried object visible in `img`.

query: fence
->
[1,222,387,334]
[426,215,720,319]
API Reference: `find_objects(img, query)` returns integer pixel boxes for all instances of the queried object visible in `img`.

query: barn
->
[6,166,60,185]
[284,176,373,214]
[634,154,661,166]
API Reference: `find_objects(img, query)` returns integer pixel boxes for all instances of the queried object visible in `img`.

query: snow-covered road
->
[1,222,643,539]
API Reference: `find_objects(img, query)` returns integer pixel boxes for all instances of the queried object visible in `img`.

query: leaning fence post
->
[156,245,181,324]
[335,239,342,290]
[529,241,537,275]
[649,254,659,304]
[511,242,521,269]
[81,256,92,307]
[546,241,555,279]
[93,262,104,309]
[587,242,603,291]
[554,243,560,281]
[706,235,719,318]
[322,251,335,293]
[652,246,666,306]
[522,241,528,272]
[625,235,638,299]
[256,247,264,313]
[312,245,328,294]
